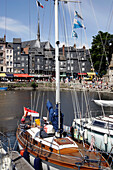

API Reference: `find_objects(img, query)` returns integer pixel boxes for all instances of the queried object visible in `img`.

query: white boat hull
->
[72,118,113,153]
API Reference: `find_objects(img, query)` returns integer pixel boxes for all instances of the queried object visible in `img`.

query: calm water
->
[0,89,113,149]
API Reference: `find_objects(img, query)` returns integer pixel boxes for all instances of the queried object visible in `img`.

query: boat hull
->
[0,87,8,91]
[72,118,113,153]
[18,143,74,170]
[16,128,109,170]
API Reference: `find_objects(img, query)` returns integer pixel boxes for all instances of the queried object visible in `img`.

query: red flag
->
[36,0,44,8]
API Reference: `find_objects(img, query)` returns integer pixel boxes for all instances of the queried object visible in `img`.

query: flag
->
[24,107,39,117]
[74,11,83,20]
[73,19,86,29]
[72,30,78,38]
[36,0,44,8]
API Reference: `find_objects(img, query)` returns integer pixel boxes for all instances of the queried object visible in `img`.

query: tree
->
[90,31,113,76]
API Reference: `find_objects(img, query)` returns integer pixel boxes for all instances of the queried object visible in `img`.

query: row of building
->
[0,34,91,79]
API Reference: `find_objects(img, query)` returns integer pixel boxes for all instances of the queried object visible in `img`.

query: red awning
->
[78,73,87,75]
[14,74,33,78]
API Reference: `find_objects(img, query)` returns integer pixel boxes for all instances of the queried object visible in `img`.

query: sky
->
[0,0,113,48]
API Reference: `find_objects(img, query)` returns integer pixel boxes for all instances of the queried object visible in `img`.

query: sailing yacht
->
[72,99,113,154]
[16,0,110,169]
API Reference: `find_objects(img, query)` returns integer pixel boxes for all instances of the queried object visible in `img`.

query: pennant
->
[72,30,78,38]
[73,19,86,29]
[36,0,44,8]
[74,11,83,20]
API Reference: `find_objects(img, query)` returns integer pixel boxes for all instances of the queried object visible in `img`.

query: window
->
[7,55,9,59]
[10,61,12,66]
[21,57,24,61]
[71,66,73,71]
[60,62,63,66]
[10,55,12,59]
[17,57,20,60]
[7,50,9,53]
[17,52,20,55]
[17,63,20,67]
[92,120,106,128]
[82,62,85,66]
[7,68,10,72]
[17,46,20,49]
[68,60,70,64]
[37,58,40,62]
[1,66,3,71]
[10,50,12,53]
[14,64,16,67]
[7,61,9,66]
[71,60,74,64]
[22,63,24,67]
[82,68,85,71]
[82,57,84,60]
[68,67,70,70]
[71,53,73,58]
[37,65,40,70]
[0,46,3,50]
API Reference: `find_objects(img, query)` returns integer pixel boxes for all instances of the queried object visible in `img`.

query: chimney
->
[74,44,76,49]
[63,44,65,56]
[4,35,6,42]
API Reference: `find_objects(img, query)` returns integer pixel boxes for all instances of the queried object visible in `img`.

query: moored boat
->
[16,0,110,169]
[0,87,8,91]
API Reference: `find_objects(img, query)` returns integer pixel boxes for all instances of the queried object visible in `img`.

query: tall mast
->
[55,0,60,133]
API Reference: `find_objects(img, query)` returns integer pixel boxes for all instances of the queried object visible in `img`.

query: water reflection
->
[0,90,113,148]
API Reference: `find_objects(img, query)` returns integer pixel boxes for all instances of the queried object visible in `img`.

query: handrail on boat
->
[17,128,107,166]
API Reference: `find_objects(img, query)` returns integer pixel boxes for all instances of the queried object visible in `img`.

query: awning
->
[14,74,33,78]
[0,73,6,77]
[6,73,13,77]
[78,73,87,75]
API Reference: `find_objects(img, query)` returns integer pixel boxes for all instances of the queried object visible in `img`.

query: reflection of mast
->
[37,10,40,42]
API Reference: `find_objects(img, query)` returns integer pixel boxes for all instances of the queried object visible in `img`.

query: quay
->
[11,151,34,170]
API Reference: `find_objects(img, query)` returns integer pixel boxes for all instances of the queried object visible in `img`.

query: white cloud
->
[0,16,29,33]
[0,16,36,40]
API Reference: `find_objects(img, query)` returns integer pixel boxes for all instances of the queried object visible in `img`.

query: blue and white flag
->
[73,19,86,29]
[74,11,83,20]
[72,30,78,38]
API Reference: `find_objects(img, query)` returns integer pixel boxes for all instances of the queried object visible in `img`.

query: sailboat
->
[16,0,110,169]
[72,98,113,155]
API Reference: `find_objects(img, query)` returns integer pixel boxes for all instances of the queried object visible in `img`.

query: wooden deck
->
[16,128,110,169]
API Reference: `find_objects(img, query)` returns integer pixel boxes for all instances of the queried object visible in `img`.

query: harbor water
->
[0,89,113,149]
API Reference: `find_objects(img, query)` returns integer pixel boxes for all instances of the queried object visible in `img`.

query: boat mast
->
[55,0,61,133]
[55,0,81,135]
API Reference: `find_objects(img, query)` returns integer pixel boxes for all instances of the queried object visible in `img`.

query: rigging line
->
[78,2,94,72]
[40,92,45,122]
[48,0,54,42]
[61,2,69,46]
[41,0,47,40]
[105,0,113,33]
[36,91,40,111]
[31,91,32,110]
[71,90,77,119]
[89,0,108,74]
[33,90,36,111]
[29,0,31,40]
[5,0,7,36]
[104,1,113,50]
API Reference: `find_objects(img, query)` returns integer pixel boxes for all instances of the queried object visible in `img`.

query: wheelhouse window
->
[92,120,106,128]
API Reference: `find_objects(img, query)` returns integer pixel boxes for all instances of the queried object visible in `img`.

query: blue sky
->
[0,0,113,48]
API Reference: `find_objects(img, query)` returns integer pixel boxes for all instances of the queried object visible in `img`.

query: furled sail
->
[94,100,113,107]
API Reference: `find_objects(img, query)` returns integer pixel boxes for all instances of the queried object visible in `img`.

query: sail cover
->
[46,101,63,132]
[94,100,113,107]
